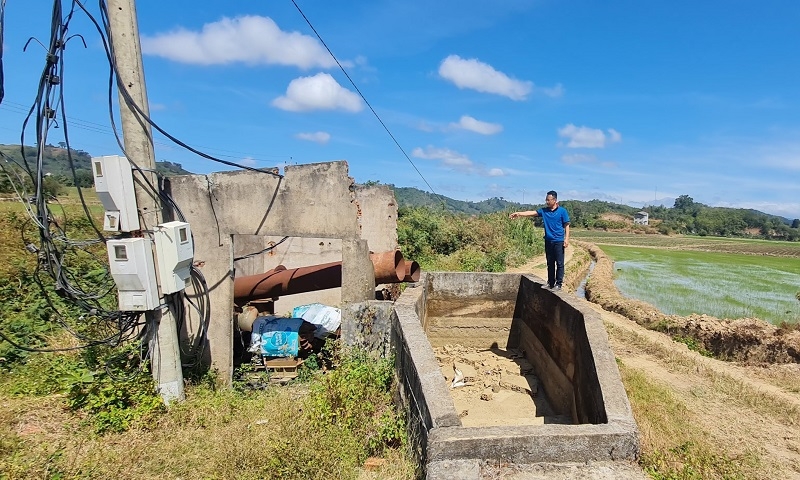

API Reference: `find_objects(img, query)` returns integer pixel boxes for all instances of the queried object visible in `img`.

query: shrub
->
[63,344,165,434]
[306,347,405,455]
[397,206,542,272]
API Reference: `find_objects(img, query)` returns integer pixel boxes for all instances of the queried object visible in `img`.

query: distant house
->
[634,211,649,225]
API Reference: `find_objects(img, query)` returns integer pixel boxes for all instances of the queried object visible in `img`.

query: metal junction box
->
[153,221,194,294]
[92,155,139,232]
[107,238,159,311]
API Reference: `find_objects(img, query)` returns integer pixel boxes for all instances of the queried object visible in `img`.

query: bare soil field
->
[507,244,800,478]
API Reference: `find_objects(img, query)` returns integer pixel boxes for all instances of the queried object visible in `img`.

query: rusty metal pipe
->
[234,250,413,304]
[403,260,420,282]
[369,250,406,284]
[234,261,342,304]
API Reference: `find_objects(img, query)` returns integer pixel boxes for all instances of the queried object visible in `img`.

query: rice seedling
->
[602,245,800,325]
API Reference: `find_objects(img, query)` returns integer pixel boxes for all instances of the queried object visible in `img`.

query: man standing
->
[509,191,570,290]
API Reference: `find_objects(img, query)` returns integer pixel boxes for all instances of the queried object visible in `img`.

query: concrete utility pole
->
[107,0,185,404]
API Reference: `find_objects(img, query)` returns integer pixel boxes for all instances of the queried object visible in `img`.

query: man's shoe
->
[554,285,562,290]
[546,284,554,289]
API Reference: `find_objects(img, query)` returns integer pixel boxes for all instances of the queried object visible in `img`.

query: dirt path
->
[508,247,800,477]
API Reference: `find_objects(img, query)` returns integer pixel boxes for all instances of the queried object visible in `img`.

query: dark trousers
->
[544,240,565,287]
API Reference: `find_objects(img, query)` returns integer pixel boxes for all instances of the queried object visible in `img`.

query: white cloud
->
[272,73,363,112]
[451,115,503,135]
[536,83,565,98]
[241,157,257,167]
[412,146,473,168]
[558,124,622,148]
[562,153,597,164]
[415,121,436,132]
[411,145,508,177]
[141,16,337,69]
[295,131,331,144]
[438,55,532,100]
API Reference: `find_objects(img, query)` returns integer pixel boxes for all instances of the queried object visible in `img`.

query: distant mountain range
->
[2,144,792,229]
[0,144,192,179]
[388,185,795,226]
[392,185,636,216]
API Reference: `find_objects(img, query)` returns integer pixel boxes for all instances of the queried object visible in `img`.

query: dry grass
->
[619,362,765,479]
[606,322,800,427]
[0,381,417,480]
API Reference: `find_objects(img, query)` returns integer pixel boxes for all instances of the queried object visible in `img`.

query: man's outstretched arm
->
[509,210,539,219]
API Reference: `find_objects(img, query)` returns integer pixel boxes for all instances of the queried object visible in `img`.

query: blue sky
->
[2,1,800,219]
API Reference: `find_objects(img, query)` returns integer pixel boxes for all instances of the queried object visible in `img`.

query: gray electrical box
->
[154,221,194,294]
[92,155,139,232]
[107,238,159,311]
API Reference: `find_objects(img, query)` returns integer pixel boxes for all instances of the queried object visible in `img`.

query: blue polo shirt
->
[536,206,570,242]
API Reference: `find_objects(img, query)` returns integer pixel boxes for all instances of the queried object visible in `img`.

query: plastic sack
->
[248,316,304,357]
[291,303,341,339]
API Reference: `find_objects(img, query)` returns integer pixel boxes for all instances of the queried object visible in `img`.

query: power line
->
[1,100,291,164]
[0,0,5,105]
[290,0,440,199]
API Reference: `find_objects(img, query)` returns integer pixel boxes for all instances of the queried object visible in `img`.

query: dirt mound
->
[578,241,800,364]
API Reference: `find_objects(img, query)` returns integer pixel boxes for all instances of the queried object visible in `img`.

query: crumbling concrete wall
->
[166,161,393,382]
[510,275,632,425]
[354,184,399,253]
[231,183,399,314]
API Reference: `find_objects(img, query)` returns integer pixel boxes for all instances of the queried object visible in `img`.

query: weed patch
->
[620,363,761,479]
[397,206,542,272]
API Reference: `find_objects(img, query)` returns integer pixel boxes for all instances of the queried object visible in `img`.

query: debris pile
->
[432,345,559,427]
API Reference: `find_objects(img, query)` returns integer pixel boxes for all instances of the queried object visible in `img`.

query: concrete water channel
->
[390,271,643,479]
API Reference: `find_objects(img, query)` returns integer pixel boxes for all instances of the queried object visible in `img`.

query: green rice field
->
[573,232,800,325]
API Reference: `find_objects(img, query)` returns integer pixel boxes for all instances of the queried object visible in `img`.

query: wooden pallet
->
[262,357,304,383]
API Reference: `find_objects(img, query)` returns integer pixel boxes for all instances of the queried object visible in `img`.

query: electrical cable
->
[1,100,290,165]
[0,327,138,353]
[290,0,439,198]
[0,0,6,105]
[2,0,144,355]
[234,235,290,262]
[2,0,285,363]
[73,0,284,180]
[178,265,211,368]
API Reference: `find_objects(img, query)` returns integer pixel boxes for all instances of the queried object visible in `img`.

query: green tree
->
[673,195,695,212]
[42,176,65,197]
[74,170,94,188]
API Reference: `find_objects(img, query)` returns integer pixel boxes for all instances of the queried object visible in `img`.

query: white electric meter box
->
[153,221,194,294]
[107,238,159,311]
[91,155,139,232]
